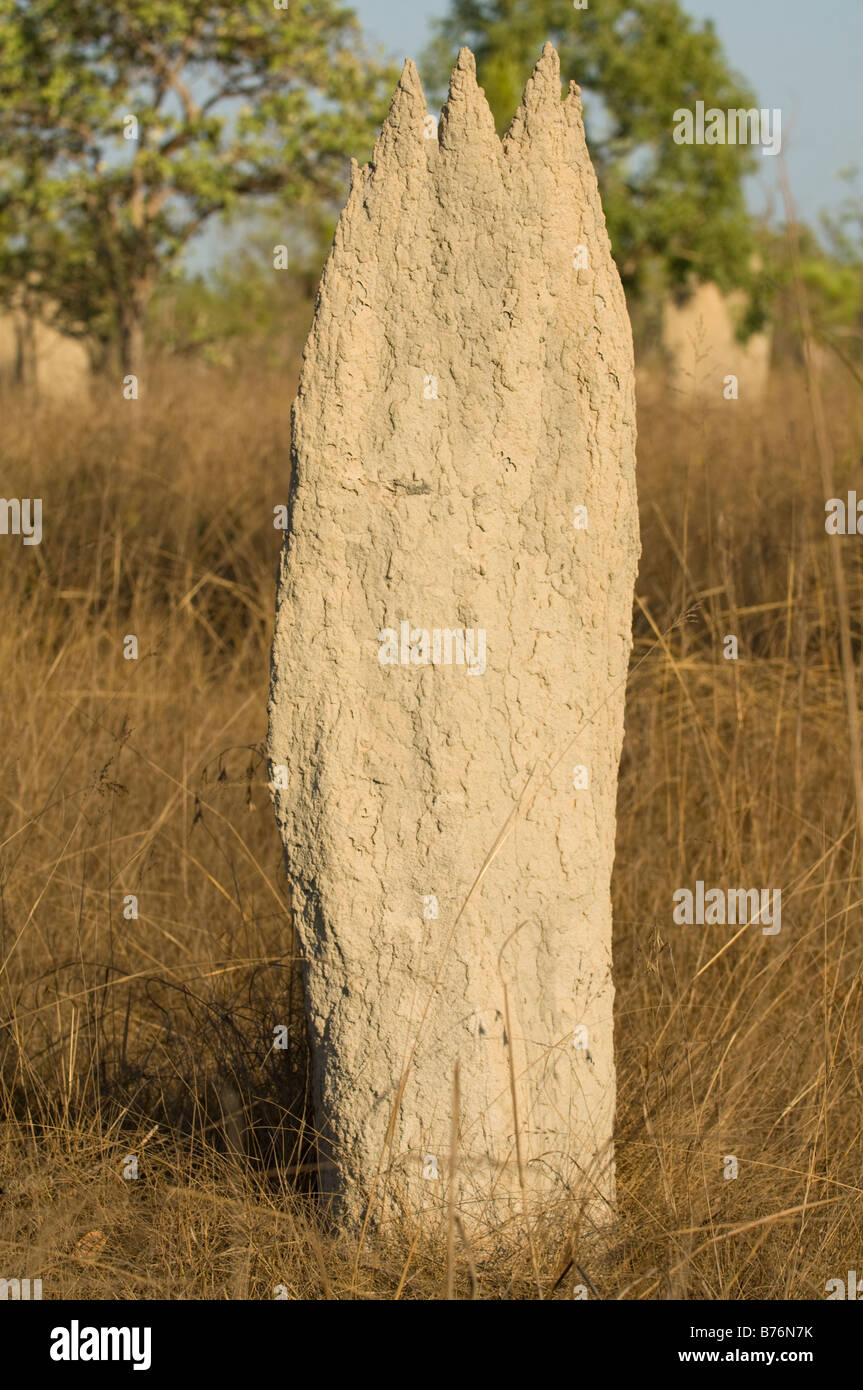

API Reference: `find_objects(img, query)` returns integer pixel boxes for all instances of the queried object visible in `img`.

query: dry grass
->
[1,359,862,1299]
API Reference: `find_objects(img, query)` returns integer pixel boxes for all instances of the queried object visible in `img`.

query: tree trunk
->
[14,303,38,393]
[118,289,149,380]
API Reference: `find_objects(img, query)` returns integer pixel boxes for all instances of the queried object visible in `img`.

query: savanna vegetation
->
[1,0,862,1299]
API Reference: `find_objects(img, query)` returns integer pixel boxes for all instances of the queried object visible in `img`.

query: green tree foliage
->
[423,0,761,307]
[818,169,863,353]
[758,213,863,371]
[0,0,397,372]
[147,216,326,370]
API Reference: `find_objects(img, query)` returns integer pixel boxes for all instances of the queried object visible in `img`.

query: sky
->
[356,0,862,225]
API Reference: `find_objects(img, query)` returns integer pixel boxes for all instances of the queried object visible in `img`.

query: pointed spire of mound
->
[451,45,477,89]
[397,56,425,103]
[372,57,428,165]
[523,41,561,111]
[504,42,565,152]
[563,79,586,131]
[438,46,498,151]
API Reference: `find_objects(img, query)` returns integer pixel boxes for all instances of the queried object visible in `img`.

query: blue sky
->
[356,0,862,224]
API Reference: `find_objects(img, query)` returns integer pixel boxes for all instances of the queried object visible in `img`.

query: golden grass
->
[1,361,862,1298]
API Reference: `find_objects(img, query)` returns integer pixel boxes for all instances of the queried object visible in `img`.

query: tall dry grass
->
[1,359,862,1298]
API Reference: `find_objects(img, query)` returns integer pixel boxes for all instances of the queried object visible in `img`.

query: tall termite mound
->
[268,44,639,1237]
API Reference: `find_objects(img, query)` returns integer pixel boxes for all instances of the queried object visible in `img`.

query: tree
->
[757,218,863,370]
[0,1,397,374]
[422,0,762,310]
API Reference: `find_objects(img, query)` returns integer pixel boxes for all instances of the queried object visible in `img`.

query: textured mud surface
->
[268,44,639,1236]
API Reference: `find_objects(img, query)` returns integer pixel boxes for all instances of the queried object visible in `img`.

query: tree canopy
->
[0,0,396,371]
